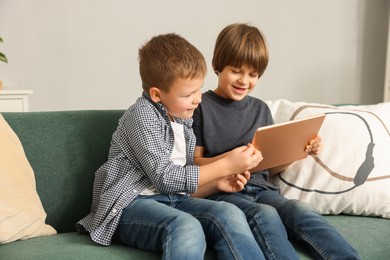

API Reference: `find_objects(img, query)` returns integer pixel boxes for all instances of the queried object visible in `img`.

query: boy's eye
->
[182,92,194,98]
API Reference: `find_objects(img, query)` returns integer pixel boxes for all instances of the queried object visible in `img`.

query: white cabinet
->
[0,90,33,112]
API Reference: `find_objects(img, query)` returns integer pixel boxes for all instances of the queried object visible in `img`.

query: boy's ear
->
[149,87,162,103]
[212,65,219,75]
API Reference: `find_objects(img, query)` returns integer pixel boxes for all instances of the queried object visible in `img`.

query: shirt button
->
[112,208,117,213]
[133,189,137,193]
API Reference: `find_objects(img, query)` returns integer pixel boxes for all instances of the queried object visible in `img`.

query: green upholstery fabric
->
[325,215,390,259]
[3,110,123,233]
[1,110,389,259]
[0,233,161,260]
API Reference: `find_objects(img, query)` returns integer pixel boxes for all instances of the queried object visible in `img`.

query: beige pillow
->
[0,114,56,244]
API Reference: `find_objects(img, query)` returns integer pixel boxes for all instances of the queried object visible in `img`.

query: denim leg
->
[256,189,360,260]
[209,191,298,260]
[113,195,206,260]
[177,197,265,260]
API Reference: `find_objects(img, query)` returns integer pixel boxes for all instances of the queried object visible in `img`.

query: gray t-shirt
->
[193,90,277,189]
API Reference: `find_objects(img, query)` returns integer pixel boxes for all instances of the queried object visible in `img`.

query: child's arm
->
[193,146,225,165]
[193,171,250,198]
[197,144,261,185]
[268,136,323,176]
[193,144,260,197]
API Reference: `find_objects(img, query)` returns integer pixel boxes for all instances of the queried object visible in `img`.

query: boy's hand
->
[305,136,322,155]
[216,171,250,193]
[225,144,263,174]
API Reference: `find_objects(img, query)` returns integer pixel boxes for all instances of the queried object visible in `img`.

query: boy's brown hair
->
[212,23,269,77]
[139,33,207,93]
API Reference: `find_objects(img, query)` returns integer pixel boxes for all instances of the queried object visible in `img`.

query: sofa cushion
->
[0,216,389,259]
[0,232,161,259]
[266,100,390,218]
[0,114,56,243]
[0,232,217,260]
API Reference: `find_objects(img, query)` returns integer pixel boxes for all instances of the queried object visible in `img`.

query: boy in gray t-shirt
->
[193,23,360,260]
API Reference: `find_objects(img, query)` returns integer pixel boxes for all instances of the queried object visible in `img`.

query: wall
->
[385,4,390,102]
[0,0,389,111]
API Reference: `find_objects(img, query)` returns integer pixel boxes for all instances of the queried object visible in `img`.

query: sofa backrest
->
[3,110,124,233]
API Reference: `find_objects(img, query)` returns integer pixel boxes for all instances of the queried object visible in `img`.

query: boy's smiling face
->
[151,77,203,120]
[214,65,259,101]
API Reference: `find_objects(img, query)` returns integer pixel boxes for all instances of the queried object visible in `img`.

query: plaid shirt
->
[76,92,200,246]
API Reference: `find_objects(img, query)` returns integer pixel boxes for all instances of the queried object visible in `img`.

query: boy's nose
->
[238,74,249,85]
[193,95,202,104]
[193,90,202,104]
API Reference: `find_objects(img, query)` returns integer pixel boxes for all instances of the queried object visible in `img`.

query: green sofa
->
[1,110,389,259]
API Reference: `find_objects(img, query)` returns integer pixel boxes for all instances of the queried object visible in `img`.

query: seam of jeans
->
[196,215,240,260]
[163,223,171,260]
[247,211,278,260]
[292,224,330,260]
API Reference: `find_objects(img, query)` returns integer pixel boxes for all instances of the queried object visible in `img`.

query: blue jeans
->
[209,185,360,260]
[113,194,265,260]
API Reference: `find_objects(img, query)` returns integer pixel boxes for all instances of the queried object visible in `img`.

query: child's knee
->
[214,201,245,217]
[162,214,206,259]
[170,213,205,241]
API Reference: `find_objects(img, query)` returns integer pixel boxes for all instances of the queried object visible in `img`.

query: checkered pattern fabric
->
[76,92,200,246]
